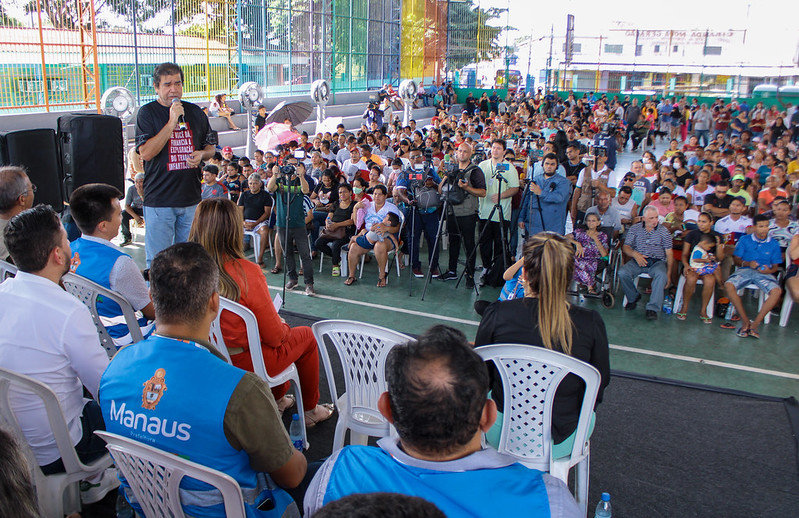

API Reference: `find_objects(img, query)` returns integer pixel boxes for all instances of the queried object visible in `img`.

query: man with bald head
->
[305,325,580,517]
[438,142,486,288]
[0,166,35,261]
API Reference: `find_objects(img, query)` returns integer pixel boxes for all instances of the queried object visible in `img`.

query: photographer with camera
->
[519,153,572,237]
[267,155,315,295]
[593,123,618,170]
[477,139,520,287]
[393,150,443,279]
[571,148,617,226]
[438,142,486,288]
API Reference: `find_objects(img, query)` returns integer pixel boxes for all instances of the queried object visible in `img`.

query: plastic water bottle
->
[594,492,611,518]
[663,294,673,314]
[116,494,134,518]
[289,413,303,451]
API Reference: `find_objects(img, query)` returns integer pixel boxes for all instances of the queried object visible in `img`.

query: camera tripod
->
[420,194,468,300]
[456,169,511,292]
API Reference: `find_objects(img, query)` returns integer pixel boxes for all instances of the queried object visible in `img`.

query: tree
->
[446,0,504,70]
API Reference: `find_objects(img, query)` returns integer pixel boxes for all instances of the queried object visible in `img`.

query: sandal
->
[735,326,750,338]
[276,394,296,415]
[730,314,741,322]
[675,312,687,321]
[700,316,713,325]
[747,328,760,339]
[344,277,357,286]
[270,266,282,274]
[719,322,736,329]
[304,403,334,428]
[377,276,388,288]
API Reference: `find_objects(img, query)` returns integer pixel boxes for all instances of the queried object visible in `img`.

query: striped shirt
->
[624,222,673,261]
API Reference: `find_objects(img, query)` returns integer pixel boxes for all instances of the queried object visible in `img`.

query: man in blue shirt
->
[724,214,783,338]
[69,183,155,347]
[304,325,580,518]
[519,153,572,236]
[393,150,443,278]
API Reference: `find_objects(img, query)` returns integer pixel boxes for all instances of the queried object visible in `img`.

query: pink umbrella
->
[254,122,301,152]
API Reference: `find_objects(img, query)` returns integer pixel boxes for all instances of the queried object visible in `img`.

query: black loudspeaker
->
[57,114,124,199]
[0,129,65,211]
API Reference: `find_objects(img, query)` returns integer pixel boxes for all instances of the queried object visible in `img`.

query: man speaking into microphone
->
[519,153,571,237]
[136,63,216,266]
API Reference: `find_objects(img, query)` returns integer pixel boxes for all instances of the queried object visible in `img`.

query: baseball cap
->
[432,116,439,122]
[222,146,233,153]
[732,174,746,182]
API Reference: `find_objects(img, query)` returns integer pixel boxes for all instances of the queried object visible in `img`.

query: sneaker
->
[465,275,475,289]
[646,310,658,321]
[80,467,120,504]
[119,238,132,247]
[285,279,299,290]
[412,268,423,278]
[332,266,341,277]
[431,268,441,278]
[439,270,458,281]
[305,284,316,296]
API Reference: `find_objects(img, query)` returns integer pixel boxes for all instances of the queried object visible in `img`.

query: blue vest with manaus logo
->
[321,445,551,518]
[99,335,288,518]
[69,237,151,344]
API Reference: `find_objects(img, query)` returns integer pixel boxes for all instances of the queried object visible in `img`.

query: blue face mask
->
[353,186,363,194]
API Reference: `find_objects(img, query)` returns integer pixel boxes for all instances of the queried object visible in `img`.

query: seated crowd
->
[0,73,797,516]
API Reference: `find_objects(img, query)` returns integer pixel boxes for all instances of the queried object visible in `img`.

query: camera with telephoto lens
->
[423,147,434,164]
[278,164,296,177]
[599,122,617,136]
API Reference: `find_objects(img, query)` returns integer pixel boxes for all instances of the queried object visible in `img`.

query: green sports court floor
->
[121,229,799,400]
[118,149,799,400]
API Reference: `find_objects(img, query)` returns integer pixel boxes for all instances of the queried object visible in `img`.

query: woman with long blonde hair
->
[189,198,334,426]
[475,232,610,456]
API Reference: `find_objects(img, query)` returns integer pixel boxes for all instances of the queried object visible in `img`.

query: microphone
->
[172,98,187,131]
[549,181,556,192]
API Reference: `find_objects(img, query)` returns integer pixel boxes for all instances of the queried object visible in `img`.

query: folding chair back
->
[474,344,600,516]
[95,431,246,518]
[0,368,113,517]
[0,258,17,280]
[62,272,144,358]
[312,319,412,451]
[209,296,307,447]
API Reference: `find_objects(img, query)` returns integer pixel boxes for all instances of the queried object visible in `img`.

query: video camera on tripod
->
[472,143,487,164]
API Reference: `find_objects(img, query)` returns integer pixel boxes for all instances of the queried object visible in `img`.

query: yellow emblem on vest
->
[142,368,167,410]
[69,252,81,273]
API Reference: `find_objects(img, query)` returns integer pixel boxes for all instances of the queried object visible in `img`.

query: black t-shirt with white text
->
[135,100,213,207]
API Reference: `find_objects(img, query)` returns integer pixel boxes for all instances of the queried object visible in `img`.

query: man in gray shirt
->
[0,166,34,262]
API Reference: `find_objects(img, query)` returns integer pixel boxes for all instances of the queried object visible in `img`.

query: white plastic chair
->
[342,210,406,279]
[62,272,145,358]
[622,272,651,306]
[474,344,601,518]
[0,258,17,280]
[779,252,794,327]
[311,320,412,451]
[95,431,246,518]
[0,367,114,518]
[671,273,715,316]
[208,296,307,448]
[244,228,273,263]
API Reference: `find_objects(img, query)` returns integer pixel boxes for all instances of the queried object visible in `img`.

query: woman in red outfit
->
[189,198,334,426]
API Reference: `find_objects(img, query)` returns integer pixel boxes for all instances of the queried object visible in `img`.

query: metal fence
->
[0,0,443,113]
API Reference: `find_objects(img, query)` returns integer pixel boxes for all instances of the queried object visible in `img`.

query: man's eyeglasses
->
[18,183,36,197]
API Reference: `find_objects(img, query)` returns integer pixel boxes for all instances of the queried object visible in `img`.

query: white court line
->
[609,344,799,381]
[275,287,799,381]
[272,286,482,326]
